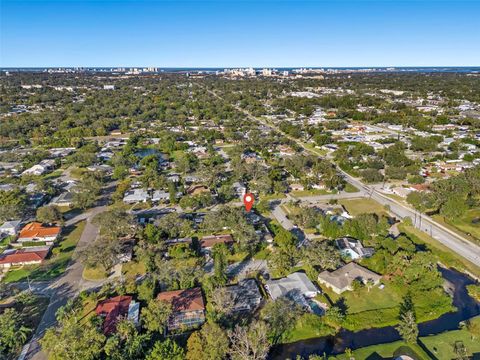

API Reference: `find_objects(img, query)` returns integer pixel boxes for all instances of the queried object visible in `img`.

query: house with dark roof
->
[157,287,205,330]
[225,279,263,313]
[200,234,234,253]
[95,295,139,335]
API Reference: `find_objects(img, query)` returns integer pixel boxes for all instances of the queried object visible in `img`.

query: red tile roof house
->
[95,295,140,335]
[17,222,61,245]
[199,234,234,254]
[157,287,205,331]
[0,249,49,269]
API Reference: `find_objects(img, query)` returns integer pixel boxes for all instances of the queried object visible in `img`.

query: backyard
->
[419,316,480,360]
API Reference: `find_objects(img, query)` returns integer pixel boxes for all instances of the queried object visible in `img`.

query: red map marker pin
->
[243,193,254,212]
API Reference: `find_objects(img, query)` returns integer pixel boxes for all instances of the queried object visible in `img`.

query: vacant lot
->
[339,198,387,216]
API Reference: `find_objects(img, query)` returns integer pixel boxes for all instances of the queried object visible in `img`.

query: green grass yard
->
[419,316,480,360]
[432,209,480,245]
[335,341,431,360]
[3,221,86,283]
[339,198,388,217]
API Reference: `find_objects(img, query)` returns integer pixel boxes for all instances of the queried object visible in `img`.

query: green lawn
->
[283,313,336,343]
[3,221,86,283]
[291,189,337,197]
[432,209,480,245]
[419,316,480,360]
[335,341,431,360]
[318,279,405,331]
[121,261,147,277]
[344,183,359,193]
[339,198,387,217]
[83,266,108,281]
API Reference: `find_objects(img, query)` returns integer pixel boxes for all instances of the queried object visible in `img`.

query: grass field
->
[291,189,337,197]
[419,316,480,360]
[121,261,147,277]
[432,210,480,245]
[284,313,336,343]
[335,341,431,360]
[3,221,86,283]
[339,198,387,217]
[83,266,108,281]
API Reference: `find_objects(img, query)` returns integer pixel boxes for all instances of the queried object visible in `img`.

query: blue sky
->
[1,1,479,67]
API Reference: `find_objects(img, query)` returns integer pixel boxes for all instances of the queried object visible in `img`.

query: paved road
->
[340,169,480,266]
[21,202,108,360]
[206,87,480,266]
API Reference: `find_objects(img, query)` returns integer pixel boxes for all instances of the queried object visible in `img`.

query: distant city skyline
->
[1,0,479,67]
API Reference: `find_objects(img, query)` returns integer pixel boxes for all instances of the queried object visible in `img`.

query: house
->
[290,183,305,192]
[18,222,61,244]
[123,189,149,204]
[186,185,209,196]
[22,160,55,176]
[0,248,49,268]
[200,234,234,252]
[232,182,247,197]
[335,237,374,260]
[95,295,140,335]
[318,262,382,294]
[49,191,74,207]
[152,190,169,202]
[265,272,319,308]
[225,279,263,313]
[0,220,21,237]
[157,287,206,330]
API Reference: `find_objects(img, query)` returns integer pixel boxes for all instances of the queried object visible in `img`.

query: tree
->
[146,339,185,360]
[105,319,150,360]
[0,308,31,357]
[208,286,235,322]
[302,241,341,272]
[440,196,468,220]
[72,172,103,209]
[260,298,302,345]
[141,299,172,334]
[76,235,121,271]
[186,322,229,360]
[41,312,105,360]
[228,320,270,360]
[212,243,229,285]
[93,208,135,240]
[36,205,63,224]
[396,310,418,344]
[0,189,27,221]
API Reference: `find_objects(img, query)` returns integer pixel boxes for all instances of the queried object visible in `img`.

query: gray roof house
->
[225,279,263,313]
[318,262,382,294]
[50,191,74,207]
[265,272,320,306]
[0,220,21,237]
[123,189,150,204]
[152,190,169,202]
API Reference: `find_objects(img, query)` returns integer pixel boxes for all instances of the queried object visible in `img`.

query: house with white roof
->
[265,272,320,307]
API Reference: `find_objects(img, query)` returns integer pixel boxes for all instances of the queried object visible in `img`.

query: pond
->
[271,267,480,359]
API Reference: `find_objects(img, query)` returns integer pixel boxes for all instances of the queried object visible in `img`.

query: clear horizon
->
[1,0,480,68]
